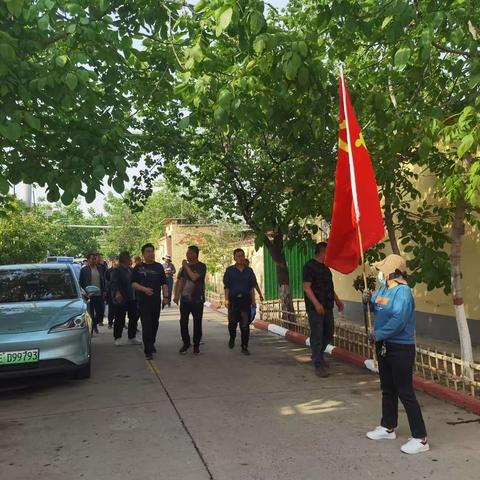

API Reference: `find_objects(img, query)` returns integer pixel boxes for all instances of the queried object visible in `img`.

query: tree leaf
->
[178,116,190,129]
[93,164,106,180]
[38,14,49,31]
[218,7,233,33]
[0,43,16,61]
[457,134,474,159]
[297,41,308,57]
[394,47,411,71]
[61,190,74,205]
[55,55,68,67]
[297,66,310,86]
[253,36,266,54]
[112,177,125,193]
[0,122,22,141]
[0,176,9,195]
[24,112,41,130]
[213,106,227,124]
[6,0,24,18]
[249,12,265,35]
[65,73,78,90]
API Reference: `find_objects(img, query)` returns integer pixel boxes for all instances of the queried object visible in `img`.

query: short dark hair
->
[233,248,245,256]
[119,251,131,263]
[141,243,155,254]
[188,245,200,256]
[314,242,327,255]
[87,253,97,260]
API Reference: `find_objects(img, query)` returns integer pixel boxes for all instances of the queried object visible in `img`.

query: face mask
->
[377,271,386,286]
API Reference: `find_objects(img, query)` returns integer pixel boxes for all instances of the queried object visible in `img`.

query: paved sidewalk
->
[0,306,479,480]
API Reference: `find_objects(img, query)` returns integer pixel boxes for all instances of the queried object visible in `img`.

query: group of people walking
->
[79,244,262,360]
[79,240,428,455]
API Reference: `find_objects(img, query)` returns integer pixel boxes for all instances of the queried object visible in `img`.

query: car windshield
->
[0,269,78,303]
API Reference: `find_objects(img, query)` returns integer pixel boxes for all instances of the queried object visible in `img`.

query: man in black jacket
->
[105,256,118,329]
[110,251,141,346]
[79,253,105,334]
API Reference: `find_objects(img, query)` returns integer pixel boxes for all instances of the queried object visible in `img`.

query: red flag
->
[324,74,384,274]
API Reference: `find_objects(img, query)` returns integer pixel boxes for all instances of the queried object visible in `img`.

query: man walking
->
[79,253,105,334]
[162,255,176,307]
[110,251,141,346]
[131,243,169,360]
[173,246,207,355]
[303,242,344,377]
[105,256,118,329]
[223,248,257,355]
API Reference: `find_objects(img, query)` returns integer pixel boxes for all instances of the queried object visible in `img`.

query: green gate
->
[263,241,315,300]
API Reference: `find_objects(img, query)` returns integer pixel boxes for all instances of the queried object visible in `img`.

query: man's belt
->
[232,293,250,299]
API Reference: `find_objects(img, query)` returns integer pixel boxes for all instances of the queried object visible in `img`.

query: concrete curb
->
[206,304,480,416]
[253,318,480,416]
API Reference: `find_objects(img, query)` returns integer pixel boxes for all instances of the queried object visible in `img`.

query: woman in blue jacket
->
[364,254,429,455]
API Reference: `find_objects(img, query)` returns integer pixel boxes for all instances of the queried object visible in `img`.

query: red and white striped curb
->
[205,302,480,416]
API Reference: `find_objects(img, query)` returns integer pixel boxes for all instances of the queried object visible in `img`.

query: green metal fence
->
[263,241,315,300]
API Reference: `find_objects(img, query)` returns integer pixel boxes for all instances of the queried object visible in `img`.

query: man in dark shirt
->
[95,253,108,325]
[131,243,169,360]
[110,251,141,346]
[223,248,257,355]
[303,242,344,377]
[79,252,105,334]
[105,256,118,329]
[173,246,207,355]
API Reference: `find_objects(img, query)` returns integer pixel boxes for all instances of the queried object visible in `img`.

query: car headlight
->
[49,314,87,333]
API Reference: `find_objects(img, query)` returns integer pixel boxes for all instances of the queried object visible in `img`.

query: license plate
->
[0,349,40,365]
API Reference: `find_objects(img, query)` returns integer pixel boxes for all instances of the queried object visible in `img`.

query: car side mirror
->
[85,286,101,296]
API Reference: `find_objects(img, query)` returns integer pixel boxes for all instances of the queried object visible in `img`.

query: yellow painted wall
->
[331,166,480,322]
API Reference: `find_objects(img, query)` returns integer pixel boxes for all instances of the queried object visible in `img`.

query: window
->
[0,269,78,303]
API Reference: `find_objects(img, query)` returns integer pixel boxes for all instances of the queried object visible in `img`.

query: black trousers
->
[307,308,334,367]
[138,300,161,355]
[89,296,105,329]
[107,298,115,327]
[180,301,204,346]
[113,300,139,340]
[228,296,251,347]
[377,342,427,438]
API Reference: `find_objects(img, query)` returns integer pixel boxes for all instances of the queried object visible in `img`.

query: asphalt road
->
[1,306,479,480]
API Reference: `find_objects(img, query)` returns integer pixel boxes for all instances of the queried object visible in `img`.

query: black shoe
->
[320,359,330,368]
[98,322,105,326]
[93,326,99,334]
[193,345,200,355]
[145,353,153,360]
[241,346,250,355]
[108,324,113,329]
[179,344,191,354]
[315,366,329,378]
[228,338,235,349]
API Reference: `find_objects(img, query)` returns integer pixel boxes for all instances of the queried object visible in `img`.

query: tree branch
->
[431,41,476,58]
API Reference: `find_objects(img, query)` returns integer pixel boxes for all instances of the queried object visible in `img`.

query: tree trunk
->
[264,233,295,323]
[450,197,474,380]
[384,201,400,255]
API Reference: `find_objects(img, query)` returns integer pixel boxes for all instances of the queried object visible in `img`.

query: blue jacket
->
[371,284,416,344]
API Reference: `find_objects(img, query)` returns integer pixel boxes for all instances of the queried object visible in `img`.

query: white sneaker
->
[128,337,142,345]
[114,338,122,347]
[366,426,396,440]
[401,437,430,454]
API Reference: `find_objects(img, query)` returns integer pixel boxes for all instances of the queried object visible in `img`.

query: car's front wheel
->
[74,359,91,379]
